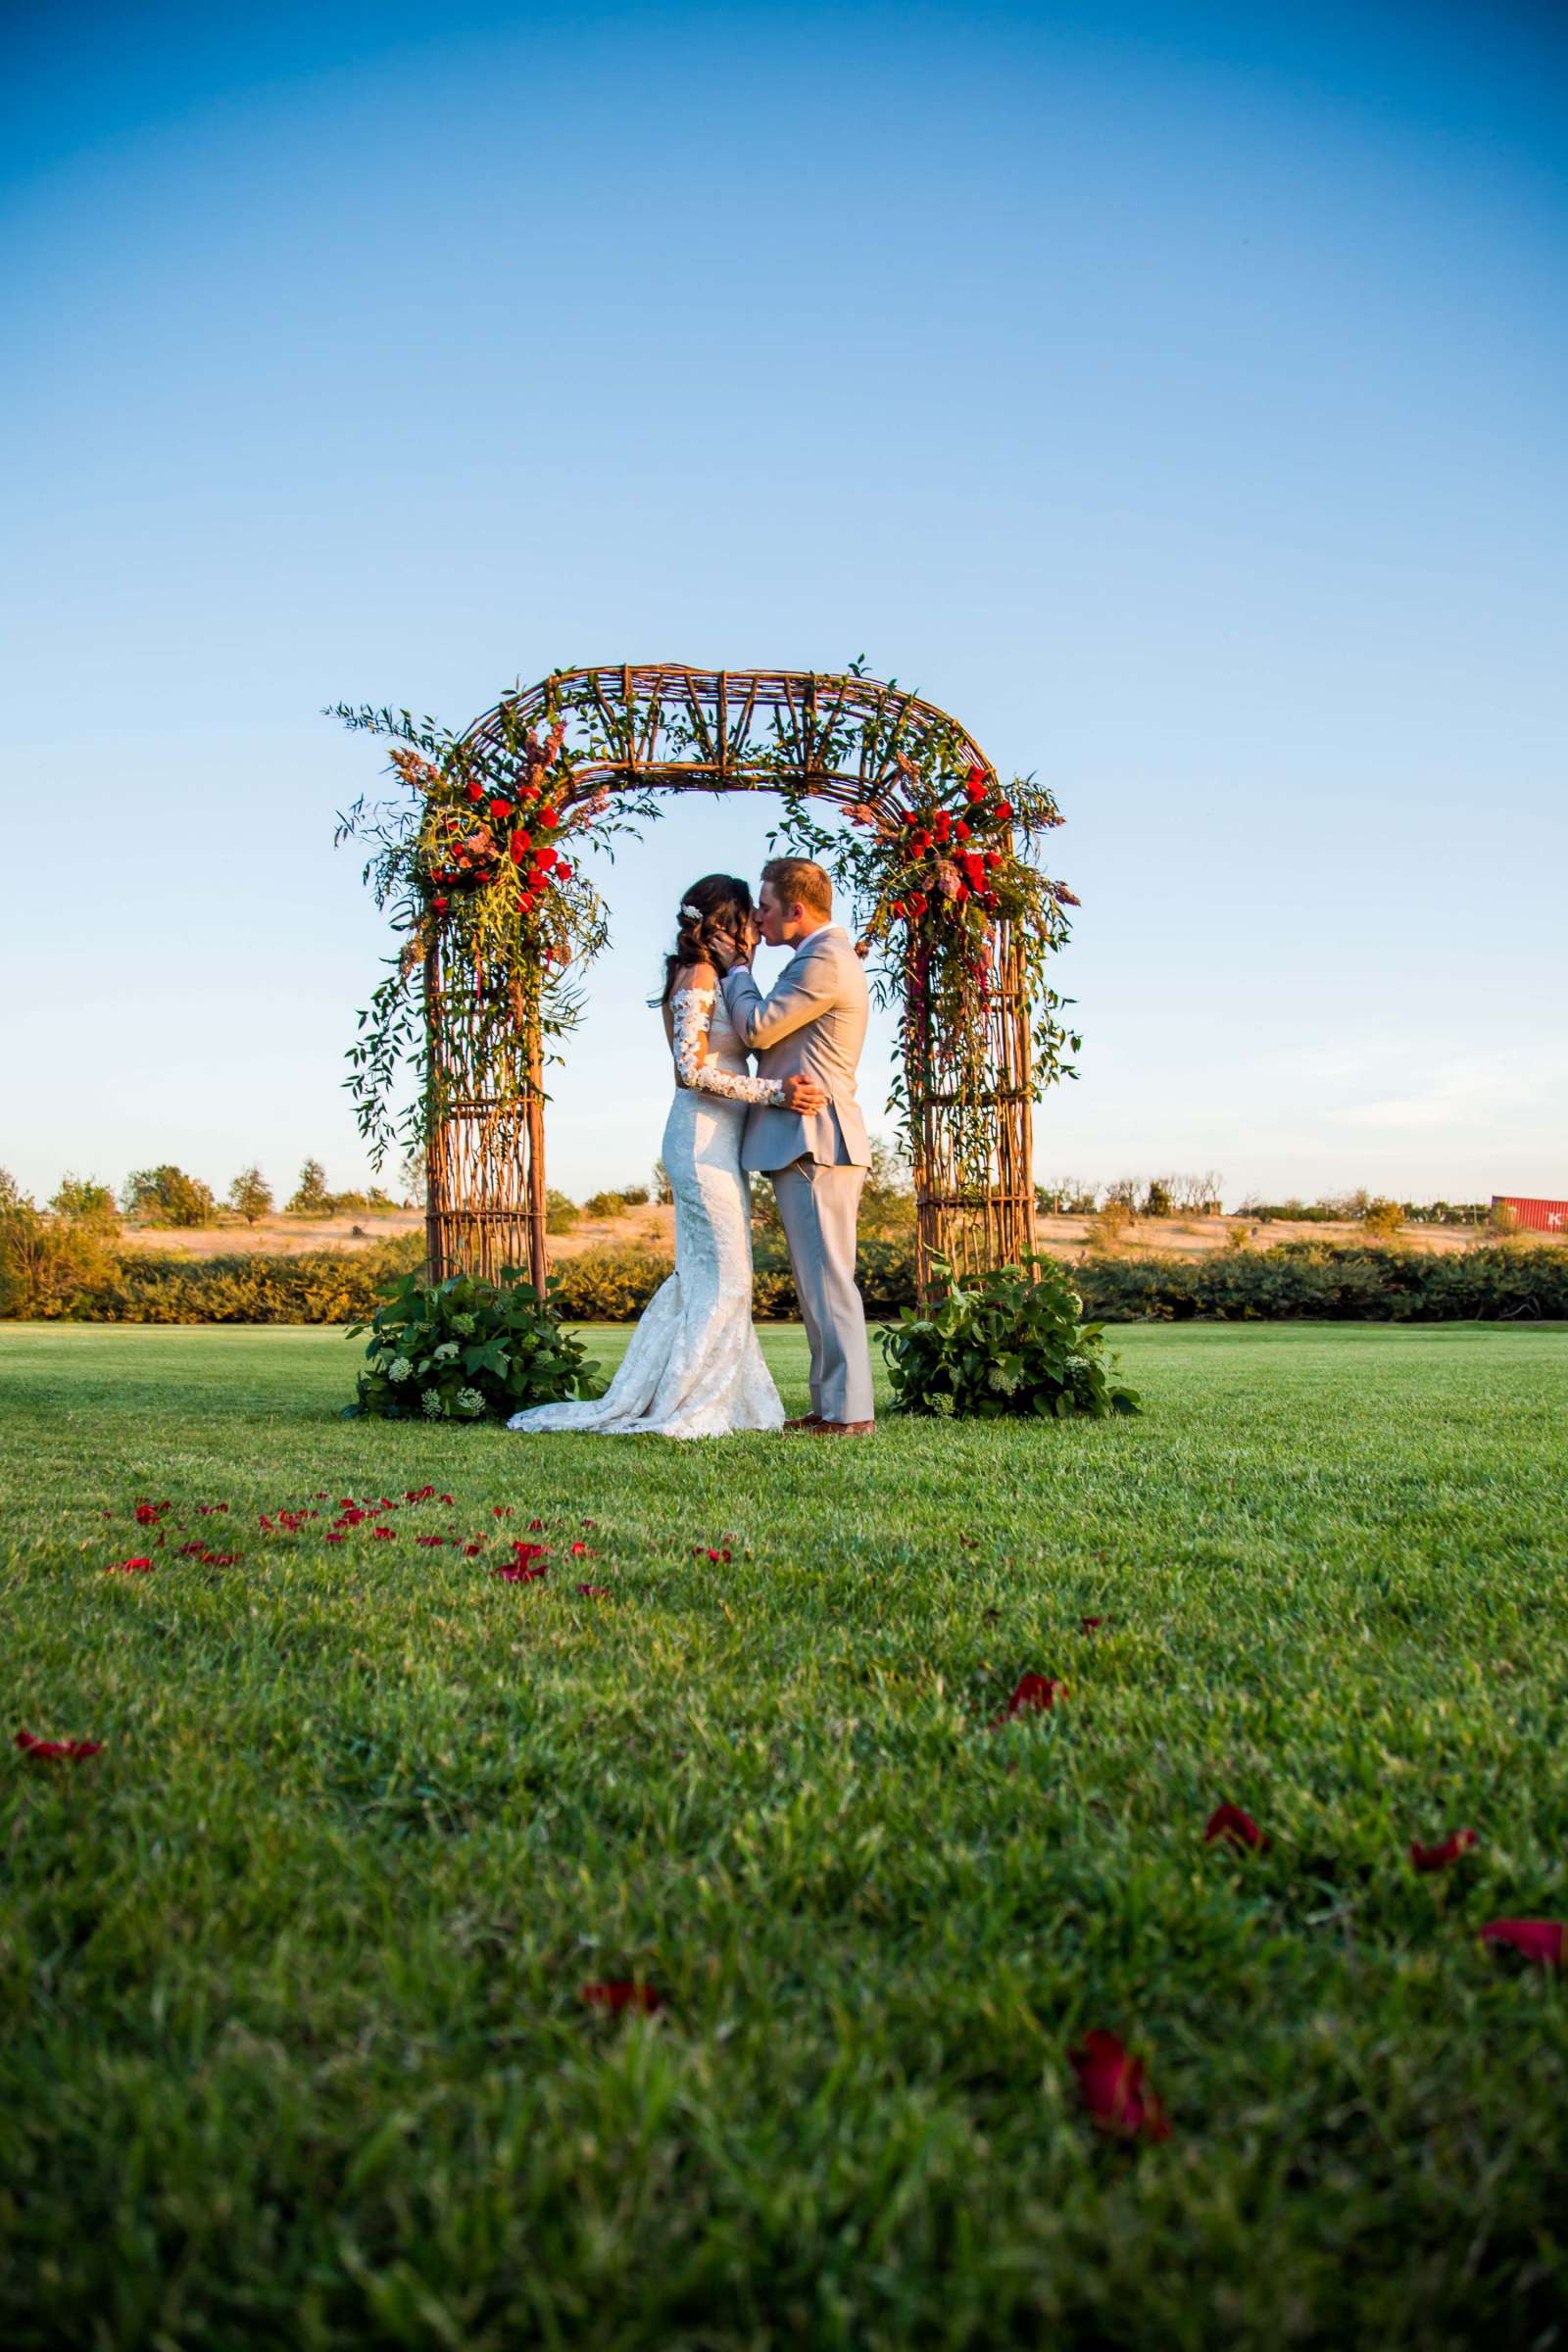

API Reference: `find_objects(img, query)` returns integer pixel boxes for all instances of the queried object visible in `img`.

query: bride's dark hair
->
[654,872,754,1006]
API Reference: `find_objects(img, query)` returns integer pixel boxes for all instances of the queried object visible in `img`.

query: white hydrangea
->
[456,1387,485,1416]
[433,1341,460,1363]
[451,1314,476,1336]
[421,1389,447,1417]
[987,1364,1022,1395]
[388,1356,413,1383]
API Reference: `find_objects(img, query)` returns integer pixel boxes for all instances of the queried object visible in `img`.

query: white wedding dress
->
[506,988,786,1440]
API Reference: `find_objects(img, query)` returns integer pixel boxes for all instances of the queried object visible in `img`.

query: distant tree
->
[50,1174,119,1228]
[1102,1176,1140,1210]
[545,1190,579,1234]
[3,1169,118,1314]
[287,1158,333,1215]
[1144,1180,1173,1218]
[122,1164,216,1227]
[653,1159,673,1206]
[227,1167,273,1225]
[1362,1197,1403,1239]
[398,1151,427,1209]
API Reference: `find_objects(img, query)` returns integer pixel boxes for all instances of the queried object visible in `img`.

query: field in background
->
[5,1320,1568,2346]
[122,1201,1530,1263]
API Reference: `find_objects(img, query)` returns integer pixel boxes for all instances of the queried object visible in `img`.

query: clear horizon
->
[3,0,1564,1209]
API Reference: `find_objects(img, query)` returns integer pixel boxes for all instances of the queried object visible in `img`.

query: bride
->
[507,874,826,1440]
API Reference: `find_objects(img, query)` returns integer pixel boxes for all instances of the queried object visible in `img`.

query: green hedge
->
[1074,1243,1568,1323]
[59,1238,426,1325]
[6,1234,1564,1326]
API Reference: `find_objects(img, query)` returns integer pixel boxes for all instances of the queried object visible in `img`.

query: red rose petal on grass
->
[1080,1616,1103,1635]
[416,1535,446,1547]
[325,1532,347,1544]
[1071,2030,1170,2142]
[203,1551,239,1566]
[582,1519,598,1529]
[133,1502,167,1526]
[440,1494,454,1505]
[526,1517,545,1531]
[16,1728,104,1762]
[693,1545,732,1564]
[990,1675,1064,1728]
[495,1562,547,1583]
[1205,1803,1269,1853]
[1410,1830,1479,1871]
[569,1541,594,1557]
[580,1981,661,2014]
[107,1556,154,1574]
[1481,1921,1564,1969]
[197,1503,230,1516]
[577,1584,611,1598]
[463,1542,483,1557]
[370,1528,396,1542]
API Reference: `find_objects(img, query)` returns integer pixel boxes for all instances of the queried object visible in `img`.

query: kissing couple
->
[508,857,876,1441]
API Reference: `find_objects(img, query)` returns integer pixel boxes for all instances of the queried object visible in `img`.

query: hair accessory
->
[679,902,702,922]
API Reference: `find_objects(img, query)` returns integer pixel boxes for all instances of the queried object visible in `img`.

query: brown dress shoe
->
[805,1419,875,1437]
[782,1412,824,1432]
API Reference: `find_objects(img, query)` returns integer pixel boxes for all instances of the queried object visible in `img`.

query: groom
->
[715,858,875,1437]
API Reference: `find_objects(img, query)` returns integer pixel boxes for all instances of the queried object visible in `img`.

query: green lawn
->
[4,1320,1568,2350]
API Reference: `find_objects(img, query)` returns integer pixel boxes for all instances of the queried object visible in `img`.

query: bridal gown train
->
[507,987,786,1440]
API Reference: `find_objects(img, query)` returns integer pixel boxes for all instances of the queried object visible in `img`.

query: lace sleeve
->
[670,988,786,1105]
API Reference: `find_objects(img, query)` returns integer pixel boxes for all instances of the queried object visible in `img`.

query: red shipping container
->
[1492,1196,1568,1235]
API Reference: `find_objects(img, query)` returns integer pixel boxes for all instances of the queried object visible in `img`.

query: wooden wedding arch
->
[423,663,1045,1301]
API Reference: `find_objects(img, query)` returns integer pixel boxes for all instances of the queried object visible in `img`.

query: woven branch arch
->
[421,663,1054,1301]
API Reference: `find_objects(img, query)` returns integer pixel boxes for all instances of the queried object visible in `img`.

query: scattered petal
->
[1071,2030,1171,2142]
[463,1542,483,1557]
[1205,1803,1269,1853]
[1410,1830,1479,1872]
[370,1528,396,1542]
[493,1506,513,1519]
[16,1727,104,1762]
[577,1584,611,1598]
[1481,1920,1564,1969]
[990,1674,1064,1728]
[1080,1616,1103,1635]
[581,1981,661,2014]
[495,1561,547,1583]
[107,1556,154,1574]
[569,1541,594,1557]
[133,1501,168,1526]
[416,1534,446,1547]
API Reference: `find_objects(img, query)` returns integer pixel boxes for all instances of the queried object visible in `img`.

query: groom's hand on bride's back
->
[782,1074,828,1113]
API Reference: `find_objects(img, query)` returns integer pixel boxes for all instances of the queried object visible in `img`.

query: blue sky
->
[3,0,1563,1210]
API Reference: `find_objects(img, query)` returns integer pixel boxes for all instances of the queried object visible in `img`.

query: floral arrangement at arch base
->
[880,1252,1140,1420]
[345,1265,604,1423]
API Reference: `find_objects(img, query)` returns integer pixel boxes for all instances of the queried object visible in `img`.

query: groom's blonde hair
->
[761,857,832,919]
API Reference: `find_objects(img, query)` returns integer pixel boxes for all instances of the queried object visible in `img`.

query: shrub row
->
[7,1236,1564,1326]
[1073,1243,1568,1323]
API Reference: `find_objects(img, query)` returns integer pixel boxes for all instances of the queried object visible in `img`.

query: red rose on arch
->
[993,799,1013,822]
[466,780,485,803]
[538,806,561,829]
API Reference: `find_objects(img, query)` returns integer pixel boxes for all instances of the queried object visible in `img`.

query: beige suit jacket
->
[721,926,872,1173]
